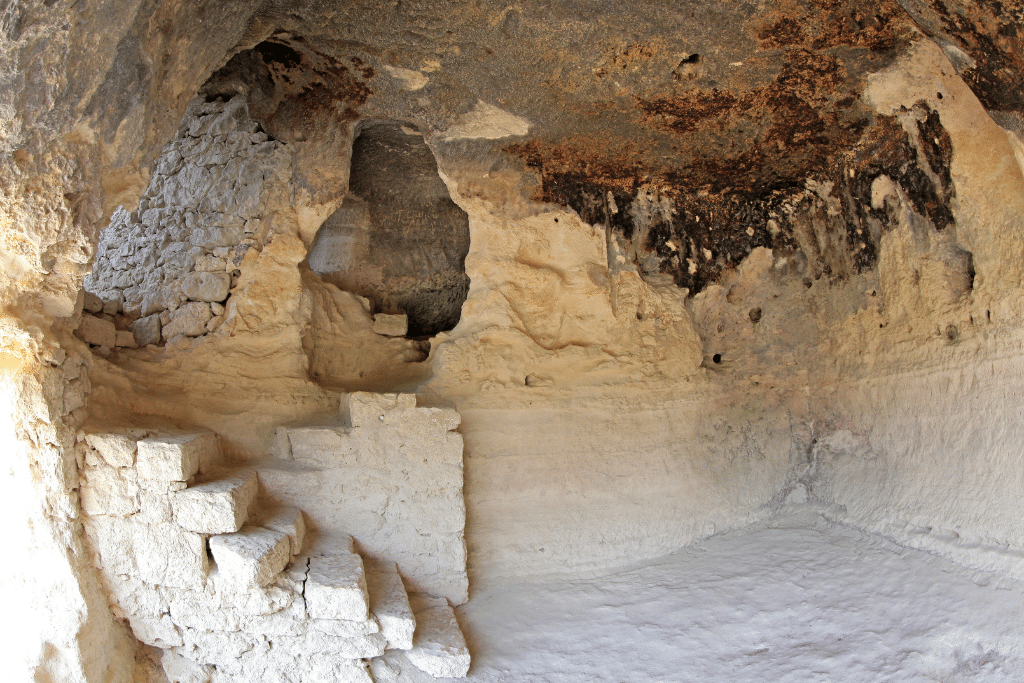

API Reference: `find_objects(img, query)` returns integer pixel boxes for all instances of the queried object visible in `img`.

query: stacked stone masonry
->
[80,394,470,682]
[266,392,469,604]
[81,95,290,349]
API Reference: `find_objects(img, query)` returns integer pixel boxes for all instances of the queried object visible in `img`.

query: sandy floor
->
[376,510,1024,682]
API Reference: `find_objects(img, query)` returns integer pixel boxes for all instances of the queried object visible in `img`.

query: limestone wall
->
[83,95,288,348]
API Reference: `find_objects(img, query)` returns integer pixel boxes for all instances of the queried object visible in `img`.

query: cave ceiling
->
[18,0,1021,298]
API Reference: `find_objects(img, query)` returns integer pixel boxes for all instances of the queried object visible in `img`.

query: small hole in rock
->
[803,277,812,288]
[748,307,762,323]
[945,324,958,341]
[712,353,722,364]
[554,218,559,222]
[937,92,943,99]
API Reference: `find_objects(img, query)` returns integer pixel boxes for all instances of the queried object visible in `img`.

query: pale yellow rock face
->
[429,201,704,396]
[6,0,1024,677]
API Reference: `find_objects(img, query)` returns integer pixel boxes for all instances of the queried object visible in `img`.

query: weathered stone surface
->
[81,463,140,517]
[373,313,409,337]
[83,291,104,314]
[172,471,257,534]
[259,506,306,556]
[115,330,137,347]
[162,302,213,339]
[364,557,416,651]
[85,517,208,588]
[137,433,214,481]
[132,313,162,346]
[265,393,467,604]
[78,314,117,346]
[161,650,213,683]
[209,526,291,586]
[406,595,470,678]
[84,433,137,468]
[305,553,370,621]
[181,271,230,302]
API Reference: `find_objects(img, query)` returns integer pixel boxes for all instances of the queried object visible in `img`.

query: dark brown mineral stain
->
[755,0,911,52]
[909,0,1024,113]
[506,100,957,295]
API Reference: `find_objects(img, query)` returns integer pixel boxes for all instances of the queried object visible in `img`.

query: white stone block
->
[83,432,136,467]
[406,595,470,678]
[373,313,408,337]
[364,558,415,650]
[78,313,117,346]
[260,506,306,556]
[85,518,208,588]
[137,432,215,481]
[80,463,140,517]
[172,471,256,534]
[209,526,290,586]
[161,650,213,683]
[306,553,369,621]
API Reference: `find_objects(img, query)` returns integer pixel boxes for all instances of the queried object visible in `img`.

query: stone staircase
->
[80,426,471,683]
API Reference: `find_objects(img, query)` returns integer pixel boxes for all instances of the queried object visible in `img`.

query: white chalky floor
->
[377,510,1024,682]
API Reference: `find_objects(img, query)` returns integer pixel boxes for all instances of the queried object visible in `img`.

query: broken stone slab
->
[406,595,470,678]
[78,313,117,346]
[209,526,291,586]
[364,557,416,651]
[181,271,230,302]
[258,506,306,556]
[172,471,257,534]
[305,553,370,621]
[373,313,408,337]
[137,432,217,481]
[83,432,137,468]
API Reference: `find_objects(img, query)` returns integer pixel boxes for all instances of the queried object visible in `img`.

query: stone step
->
[306,550,371,622]
[209,525,291,586]
[172,470,257,534]
[405,594,470,678]
[137,431,220,481]
[364,557,416,651]
[253,505,306,557]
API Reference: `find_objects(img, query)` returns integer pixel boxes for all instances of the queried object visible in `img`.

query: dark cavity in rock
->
[308,121,471,337]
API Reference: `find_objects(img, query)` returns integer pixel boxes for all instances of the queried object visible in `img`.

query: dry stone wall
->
[266,392,468,604]
[83,95,290,349]
[80,414,470,683]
